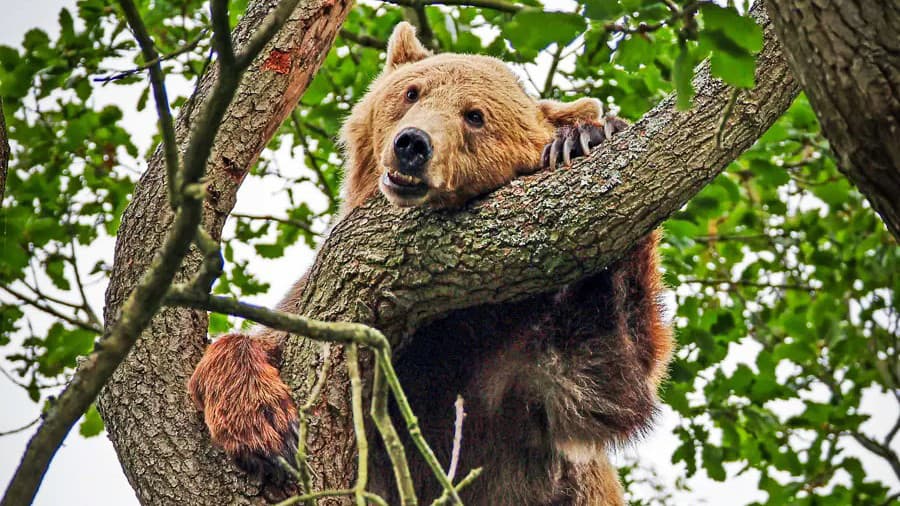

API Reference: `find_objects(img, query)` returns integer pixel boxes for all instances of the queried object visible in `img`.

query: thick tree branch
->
[766,1,900,240]
[96,0,352,503]
[283,3,797,343]
[0,0,305,503]
[258,3,800,501]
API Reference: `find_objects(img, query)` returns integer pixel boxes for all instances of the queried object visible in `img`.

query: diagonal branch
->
[262,6,799,499]
[281,3,797,346]
[95,0,354,503]
[0,0,308,504]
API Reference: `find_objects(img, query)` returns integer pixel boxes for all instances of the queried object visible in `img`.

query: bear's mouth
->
[381,170,429,201]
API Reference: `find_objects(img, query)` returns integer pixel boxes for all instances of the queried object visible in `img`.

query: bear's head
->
[339,22,604,211]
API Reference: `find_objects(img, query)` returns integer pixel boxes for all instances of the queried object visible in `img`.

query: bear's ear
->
[385,22,431,72]
[538,98,603,126]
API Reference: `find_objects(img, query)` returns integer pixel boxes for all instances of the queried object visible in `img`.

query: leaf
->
[79,404,104,437]
[709,47,756,88]
[584,0,625,20]
[700,4,763,53]
[502,10,586,54]
[614,34,654,69]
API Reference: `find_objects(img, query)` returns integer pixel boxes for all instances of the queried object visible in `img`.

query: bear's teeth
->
[388,171,422,186]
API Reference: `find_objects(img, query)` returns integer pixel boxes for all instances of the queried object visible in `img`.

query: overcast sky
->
[1,2,897,505]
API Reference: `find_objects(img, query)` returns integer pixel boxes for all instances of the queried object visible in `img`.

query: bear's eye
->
[404,86,419,103]
[464,110,485,128]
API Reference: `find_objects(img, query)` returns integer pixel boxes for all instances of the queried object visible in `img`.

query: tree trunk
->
[276,3,799,501]
[97,0,351,504]
[766,1,900,239]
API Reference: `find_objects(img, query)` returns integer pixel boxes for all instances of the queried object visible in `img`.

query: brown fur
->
[189,22,672,505]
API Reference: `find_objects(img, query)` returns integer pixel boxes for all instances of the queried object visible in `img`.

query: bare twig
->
[292,343,333,500]
[446,396,465,483]
[347,344,369,506]
[93,32,206,83]
[0,285,102,334]
[0,417,40,438]
[231,212,319,235]
[274,489,389,506]
[542,44,564,99]
[340,29,387,50]
[116,0,181,208]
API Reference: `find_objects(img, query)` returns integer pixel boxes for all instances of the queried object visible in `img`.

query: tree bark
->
[276,3,799,501]
[766,1,900,239]
[96,0,351,504]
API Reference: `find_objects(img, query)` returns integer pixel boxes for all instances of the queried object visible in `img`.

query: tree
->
[1,1,897,505]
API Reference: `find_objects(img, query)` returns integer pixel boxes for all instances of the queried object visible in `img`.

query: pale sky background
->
[1,1,898,505]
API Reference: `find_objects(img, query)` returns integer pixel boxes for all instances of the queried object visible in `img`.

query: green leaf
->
[79,404,104,437]
[700,5,763,53]
[502,10,586,54]
[584,0,625,20]
[709,48,756,88]
[614,34,654,69]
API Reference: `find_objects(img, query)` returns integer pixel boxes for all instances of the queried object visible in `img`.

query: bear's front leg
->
[188,332,299,495]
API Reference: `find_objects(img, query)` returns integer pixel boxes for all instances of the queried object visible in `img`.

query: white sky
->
[1,2,897,505]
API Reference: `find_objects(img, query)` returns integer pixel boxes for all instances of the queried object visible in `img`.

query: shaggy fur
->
[189,22,673,505]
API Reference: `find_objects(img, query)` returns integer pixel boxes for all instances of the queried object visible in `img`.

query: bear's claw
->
[541,117,628,170]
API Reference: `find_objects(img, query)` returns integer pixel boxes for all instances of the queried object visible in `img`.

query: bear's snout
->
[393,127,433,176]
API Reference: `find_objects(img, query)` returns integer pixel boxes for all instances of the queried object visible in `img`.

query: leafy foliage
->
[1,0,896,503]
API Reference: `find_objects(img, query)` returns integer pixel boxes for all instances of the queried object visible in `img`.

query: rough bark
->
[766,1,900,239]
[96,0,351,504]
[276,4,799,501]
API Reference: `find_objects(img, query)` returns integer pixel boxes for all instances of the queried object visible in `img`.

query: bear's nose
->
[393,127,433,175]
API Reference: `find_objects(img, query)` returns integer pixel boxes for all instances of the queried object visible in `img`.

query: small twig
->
[431,468,483,506]
[371,356,417,505]
[0,417,40,438]
[0,285,102,334]
[274,489,388,506]
[542,44,564,99]
[293,344,333,501]
[716,88,740,148]
[93,32,206,83]
[116,0,182,208]
[0,99,9,202]
[231,212,319,236]
[290,111,338,209]
[446,396,465,483]
[346,344,369,506]
[339,29,387,50]
[67,241,102,328]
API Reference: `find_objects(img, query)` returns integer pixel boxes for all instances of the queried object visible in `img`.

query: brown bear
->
[188,22,673,505]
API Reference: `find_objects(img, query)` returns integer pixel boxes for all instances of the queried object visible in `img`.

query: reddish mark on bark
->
[261,49,291,75]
